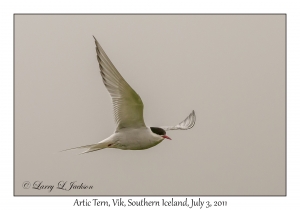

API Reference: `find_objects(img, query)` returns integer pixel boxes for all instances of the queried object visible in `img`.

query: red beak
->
[162,135,172,140]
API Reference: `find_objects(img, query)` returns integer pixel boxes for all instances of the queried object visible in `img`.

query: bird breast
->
[113,127,163,150]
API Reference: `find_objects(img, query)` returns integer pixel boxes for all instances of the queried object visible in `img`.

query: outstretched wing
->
[160,110,196,131]
[93,36,146,130]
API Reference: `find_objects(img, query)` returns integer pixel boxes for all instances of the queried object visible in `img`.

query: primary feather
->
[93,36,146,131]
[160,110,196,131]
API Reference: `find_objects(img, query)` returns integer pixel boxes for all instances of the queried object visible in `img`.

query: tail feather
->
[61,142,109,154]
[79,147,104,155]
[60,143,97,152]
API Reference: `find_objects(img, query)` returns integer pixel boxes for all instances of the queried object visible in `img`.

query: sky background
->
[14,15,285,195]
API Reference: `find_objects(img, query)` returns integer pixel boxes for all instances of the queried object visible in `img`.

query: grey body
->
[62,37,196,154]
[103,127,164,150]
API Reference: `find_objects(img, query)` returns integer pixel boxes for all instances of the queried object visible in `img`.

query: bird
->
[63,36,196,154]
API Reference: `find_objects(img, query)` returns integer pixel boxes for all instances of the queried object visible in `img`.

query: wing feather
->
[160,110,196,131]
[93,36,146,130]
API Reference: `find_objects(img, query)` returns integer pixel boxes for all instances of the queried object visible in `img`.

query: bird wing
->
[93,36,146,131]
[160,110,196,131]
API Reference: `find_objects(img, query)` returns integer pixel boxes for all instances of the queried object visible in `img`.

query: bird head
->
[150,127,172,140]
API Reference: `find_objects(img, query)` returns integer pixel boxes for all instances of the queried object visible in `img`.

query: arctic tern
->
[63,36,196,154]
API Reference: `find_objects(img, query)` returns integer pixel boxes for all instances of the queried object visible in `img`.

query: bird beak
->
[162,135,172,140]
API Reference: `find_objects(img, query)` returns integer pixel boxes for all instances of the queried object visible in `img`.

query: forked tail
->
[60,142,107,154]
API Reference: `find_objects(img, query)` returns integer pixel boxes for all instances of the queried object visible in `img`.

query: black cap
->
[150,127,166,135]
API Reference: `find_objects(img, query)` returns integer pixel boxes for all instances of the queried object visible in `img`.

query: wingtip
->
[188,110,196,129]
[92,35,98,43]
[192,110,196,119]
[191,110,196,116]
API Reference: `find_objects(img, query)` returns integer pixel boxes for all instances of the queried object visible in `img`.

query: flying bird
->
[63,37,196,154]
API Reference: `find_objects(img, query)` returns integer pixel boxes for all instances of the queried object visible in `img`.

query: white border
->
[2,0,298,209]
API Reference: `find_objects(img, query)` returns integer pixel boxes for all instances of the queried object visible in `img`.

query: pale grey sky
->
[15,15,285,195]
